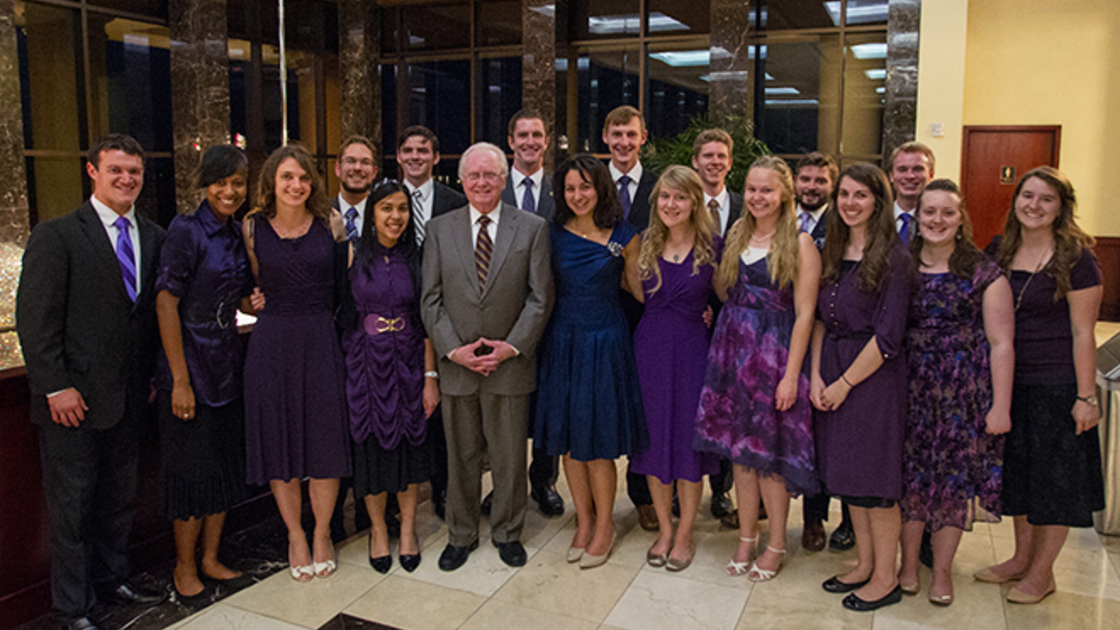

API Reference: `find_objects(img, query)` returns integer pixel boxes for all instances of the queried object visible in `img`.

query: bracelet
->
[840,374,854,388]
[1076,394,1098,406]
[424,371,439,379]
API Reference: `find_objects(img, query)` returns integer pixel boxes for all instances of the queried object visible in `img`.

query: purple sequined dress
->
[345,248,429,496]
[694,256,818,496]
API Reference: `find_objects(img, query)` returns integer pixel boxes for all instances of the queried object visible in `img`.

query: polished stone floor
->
[19,459,1120,630]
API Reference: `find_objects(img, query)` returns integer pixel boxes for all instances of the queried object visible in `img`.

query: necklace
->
[1014,245,1052,312]
[750,229,775,243]
[273,214,312,239]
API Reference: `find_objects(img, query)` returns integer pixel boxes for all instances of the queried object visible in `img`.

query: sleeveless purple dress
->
[244,219,350,484]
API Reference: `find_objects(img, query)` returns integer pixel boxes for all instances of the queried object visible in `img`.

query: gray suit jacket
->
[501,173,556,222]
[421,201,554,397]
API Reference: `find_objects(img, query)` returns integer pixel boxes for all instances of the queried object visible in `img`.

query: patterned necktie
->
[522,178,536,214]
[617,174,632,219]
[708,199,722,235]
[475,215,492,291]
[113,216,137,302]
[899,212,913,243]
[344,207,359,240]
[799,211,811,234]
[412,188,425,243]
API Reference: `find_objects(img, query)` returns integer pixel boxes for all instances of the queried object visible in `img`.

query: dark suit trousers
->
[443,392,528,546]
[803,492,851,524]
[38,401,143,619]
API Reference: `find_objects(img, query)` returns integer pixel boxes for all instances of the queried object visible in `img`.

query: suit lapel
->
[481,204,518,301]
[450,209,482,298]
[136,216,160,303]
[77,204,131,303]
[501,178,516,207]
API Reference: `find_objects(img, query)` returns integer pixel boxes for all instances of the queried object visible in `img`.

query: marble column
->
[709,0,753,126]
[338,0,381,150]
[882,0,921,160]
[523,0,556,173]
[169,0,231,216]
[0,0,29,246]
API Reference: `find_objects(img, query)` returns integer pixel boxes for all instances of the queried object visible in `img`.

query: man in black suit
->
[398,125,466,520]
[17,134,167,630]
[501,109,556,222]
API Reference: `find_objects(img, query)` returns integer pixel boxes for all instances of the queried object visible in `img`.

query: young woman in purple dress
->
[810,163,911,612]
[897,179,1014,605]
[626,165,720,572]
[974,166,1104,604]
[693,156,821,582]
[345,180,439,574]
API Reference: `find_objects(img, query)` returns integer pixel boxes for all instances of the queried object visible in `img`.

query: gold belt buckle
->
[376,316,404,333]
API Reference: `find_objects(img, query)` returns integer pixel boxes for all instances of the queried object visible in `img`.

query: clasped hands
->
[450,338,516,376]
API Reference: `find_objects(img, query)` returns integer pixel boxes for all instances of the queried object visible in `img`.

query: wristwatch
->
[1076,394,1098,406]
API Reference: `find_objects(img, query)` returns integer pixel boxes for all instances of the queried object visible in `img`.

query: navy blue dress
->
[534,222,647,462]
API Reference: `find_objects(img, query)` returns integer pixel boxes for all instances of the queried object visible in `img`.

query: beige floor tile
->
[737,589,870,630]
[1049,546,1120,601]
[1065,526,1107,552]
[458,599,598,630]
[869,619,945,630]
[222,560,382,627]
[493,550,639,623]
[396,530,528,597]
[1002,587,1120,630]
[164,603,310,630]
[872,574,1005,630]
[343,575,485,630]
[335,520,447,569]
[603,569,749,630]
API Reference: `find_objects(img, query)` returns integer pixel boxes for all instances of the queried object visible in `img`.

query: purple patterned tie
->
[475,215,492,291]
[522,178,536,214]
[799,211,811,234]
[113,216,138,302]
[618,174,632,219]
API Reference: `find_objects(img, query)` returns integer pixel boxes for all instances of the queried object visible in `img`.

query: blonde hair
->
[718,156,800,291]
[638,165,716,294]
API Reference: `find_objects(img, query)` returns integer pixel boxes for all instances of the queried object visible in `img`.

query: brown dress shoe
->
[636,505,659,531]
[802,518,826,552]
[720,511,740,529]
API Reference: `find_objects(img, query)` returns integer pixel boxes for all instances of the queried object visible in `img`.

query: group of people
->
[15,103,1105,630]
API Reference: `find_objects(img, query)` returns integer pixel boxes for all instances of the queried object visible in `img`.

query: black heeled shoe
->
[400,534,422,572]
[369,554,392,574]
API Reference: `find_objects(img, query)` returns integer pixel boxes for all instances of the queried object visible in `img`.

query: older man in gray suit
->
[421,142,554,571]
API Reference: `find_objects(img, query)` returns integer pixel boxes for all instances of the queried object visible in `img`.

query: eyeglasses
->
[341,157,376,167]
[463,171,503,183]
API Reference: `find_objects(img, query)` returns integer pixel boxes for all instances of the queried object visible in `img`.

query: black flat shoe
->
[829,524,855,551]
[842,585,903,612]
[822,575,871,593]
[438,539,479,572]
[369,555,392,574]
[172,583,212,609]
[200,570,256,591]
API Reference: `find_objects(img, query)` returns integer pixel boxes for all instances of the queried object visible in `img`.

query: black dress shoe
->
[710,491,733,518]
[494,540,527,567]
[369,555,392,574]
[829,523,855,551]
[802,518,826,552]
[438,539,479,572]
[99,580,167,606]
[842,585,903,611]
[531,484,565,517]
[480,491,494,516]
[919,527,934,568]
[58,616,100,630]
[822,575,871,593]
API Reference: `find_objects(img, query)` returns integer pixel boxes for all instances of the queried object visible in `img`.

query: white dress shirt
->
[337,194,369,238]
[406,178,435,245]
[609,161,643,203]
[893,200,915,234]
[510,167,544,211]
[91,195,141,287]
[469,204,502,246]
[704,187,731,236]
[797,203,828,235]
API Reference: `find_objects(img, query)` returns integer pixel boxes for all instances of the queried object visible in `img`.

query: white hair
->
[458,142,509,181]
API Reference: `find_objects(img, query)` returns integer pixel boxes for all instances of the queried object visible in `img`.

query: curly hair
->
[252,143,332,222]
[552,153,621,230]
[718,156,800,291]
[820,162,896,292]
[995,166,1094,300]
[637,165,717,294]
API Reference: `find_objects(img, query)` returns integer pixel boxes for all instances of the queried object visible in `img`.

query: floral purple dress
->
[901,259,1004,531]
[694,255,818,496]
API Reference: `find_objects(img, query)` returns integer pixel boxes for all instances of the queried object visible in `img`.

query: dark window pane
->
[841,32,886,156]
[571,0,640,40]
[381,7,398,55]
[648,0,709,35]
[478,56,522,148]
[229,39,250,151]
[381,63,398,154]
[757,0,837,30]
[87,0,167,19]
[753,35,842,156]
[402,4,471,51]
[87,16,173,152]
[406,60,471,155]
[575,49,640,153]
[26,156,85,226]
[846,0,890,26]
[16,2,83,151]
[478,0,522,46]
[138,157,177,228]
[260,44,302,153]
[433,158,463,194]
[646,43,709,141]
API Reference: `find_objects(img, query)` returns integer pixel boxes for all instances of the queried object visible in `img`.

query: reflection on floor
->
[17,460,1120,630]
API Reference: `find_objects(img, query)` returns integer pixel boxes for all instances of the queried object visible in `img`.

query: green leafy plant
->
[642,114,771,192]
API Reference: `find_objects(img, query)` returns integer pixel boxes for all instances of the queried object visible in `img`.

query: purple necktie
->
[799,212,811,233]
[899,212,913,243]
[113,216,137,302]
[618,174,632,219]
[521,178,536,214]
[345,207,359,240]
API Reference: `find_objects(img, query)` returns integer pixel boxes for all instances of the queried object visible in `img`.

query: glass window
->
[477,56,523,148]
[845,0,889,27]
[402,3,471,51]
[87,0,168,19]
[575,48,640,153]
[140,157,177,227]
[572,0,641,41]
[753,35,842,156]
[25,156,85,225]
[646,42,710,141]
[841,32,886,156]
[381,63,398,157]
[758,0,836,31]
[433,157,462,193]
[407,60,471,155]
[647,0,709,35]
[381,6,398,55]
[258,44,303,152]
[16,2,83,151]
[229,38,250,150]
[478,0,522,46]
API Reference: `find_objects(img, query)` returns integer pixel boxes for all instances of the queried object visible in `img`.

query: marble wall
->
[709,0,753,125]
[882,0,921,161]
[338,0,381,151]
[522,0,557,173]
[0,0,29,246]
[169,0,232,215]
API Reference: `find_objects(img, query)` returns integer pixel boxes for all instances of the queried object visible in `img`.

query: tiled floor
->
[157,461,1120,630]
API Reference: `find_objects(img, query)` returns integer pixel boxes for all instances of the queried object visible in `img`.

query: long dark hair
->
[909,179,984,279]
[253,143,332,222]
[552,153,621,230]
[353,179,422,295]
[821,162,896,292]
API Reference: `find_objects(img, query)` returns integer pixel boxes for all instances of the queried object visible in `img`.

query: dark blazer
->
[17,202,165,429]
[623,166,660,232]
[501,172,556,222]
[433,181,467,219]
[808,205,829,250]
[724,190,744,236]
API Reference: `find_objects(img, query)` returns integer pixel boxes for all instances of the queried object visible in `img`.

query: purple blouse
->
[154,201,254,406]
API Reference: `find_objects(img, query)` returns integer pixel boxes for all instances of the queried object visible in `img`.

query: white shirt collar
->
[337,194,368,215]
[511,166,544,191]
[609,161,643,185]
[704,186,729,210]
[469,203,502,226]
[91,194,137,228]
[407,178,434,202]
[798,202,827,223]
[893,199,914,222]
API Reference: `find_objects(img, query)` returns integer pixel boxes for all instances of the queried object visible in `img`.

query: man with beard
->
[888,142,935,243]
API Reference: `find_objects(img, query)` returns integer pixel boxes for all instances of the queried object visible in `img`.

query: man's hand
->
[450,339,497,375]
[48,388,88,427]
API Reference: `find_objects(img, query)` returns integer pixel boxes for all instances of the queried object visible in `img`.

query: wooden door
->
[960,125,1061,249]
